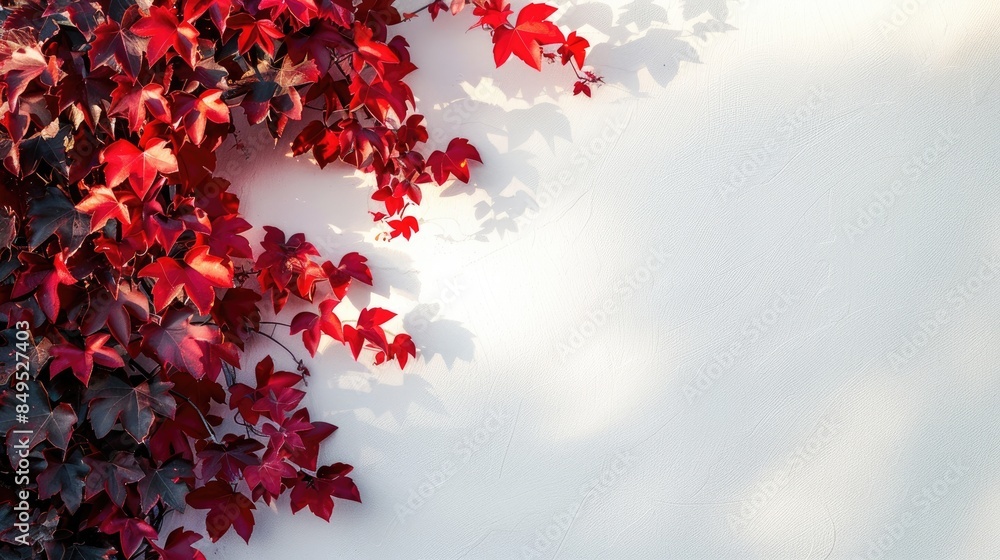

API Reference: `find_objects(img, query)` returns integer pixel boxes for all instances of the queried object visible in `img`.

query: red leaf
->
[352,22,399,77]
[152,527,207,560]
[184,0,234,32]
[84,374,176,442]
[100,139,179,199]
[139,307,222,377]
[387,215,419,240]
[49,333,124,386]
[81,283,150,345]
[470,0,513,29]
[76,185,130,233]
[138,245,234,314]
[427,138,482,184]
[131,5,200,67]
[558,31,589,68]
[186,481,256,543]
[244,451,296,495]
[259,0,319,25]
[197,434,264,482]
[89,13,148,77]
[100,515,158,558]
[0,45,59,110]
[225,14,283,57]
[290,298,344,356]
[108,79,172,134]
[172,90,230,146]
[229,357,304,424]
[492,3,565,70]
[573,80,592,97]
[289,463,360,521]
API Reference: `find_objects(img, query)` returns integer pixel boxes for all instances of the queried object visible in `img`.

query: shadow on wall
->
[220,0,742,427]
[407,0,743,241]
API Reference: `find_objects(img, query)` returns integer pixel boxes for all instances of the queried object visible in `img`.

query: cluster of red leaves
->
[0,0,593,558]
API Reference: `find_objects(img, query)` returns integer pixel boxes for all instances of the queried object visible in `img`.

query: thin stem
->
[252,329,305,369]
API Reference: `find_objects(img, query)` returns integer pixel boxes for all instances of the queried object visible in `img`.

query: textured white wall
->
[201,1,1000,558]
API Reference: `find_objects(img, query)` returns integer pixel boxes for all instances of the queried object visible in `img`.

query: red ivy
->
[0,0,596,558]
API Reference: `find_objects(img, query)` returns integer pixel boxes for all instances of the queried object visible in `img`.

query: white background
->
[200,0,1000,558]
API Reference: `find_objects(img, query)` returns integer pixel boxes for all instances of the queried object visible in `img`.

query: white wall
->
[202,1,1000,558]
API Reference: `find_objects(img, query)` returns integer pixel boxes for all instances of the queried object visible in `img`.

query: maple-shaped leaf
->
[379,333,416,368]
[244,450,296,495]
[259,0,319,25]
[100,514,159,558]
[229,356,304,424]
[137,457,192,514]
[492,3,565,70]
[343,306,396,357]
[558,31,589,67]
[131,5,200,67]
[225,14,283,56]
[210,287,261,347]
[108,79,172,133]
[75,185,130,233]
[152,527,208,560]
[0,44,59,110]
[285,21,352,74]
[348,75,411,123]
[81,283,150,345]
[196,434,263,482]
[289,463,360,521]
[287,418,337,471]
[387,215,419,240]
[254,226,320,299]
[172,89,230,146]
[0,382,76,460]
[140,307,222,377]
[290,299,344,356]
[89,9,147,77]
[351,22,399,77]
[573,80,591,97]
[100,138,179,199]
[11,250,76,321]
[27,186,91,254]
[239,56,320,126]
[184,0,234,32]
[49,333,124,386]
[186,480,255,543]
[322,251,373,290]
[470,0,513,28]
[36,448,89,514]
[138,245,234,314]
[427,138,482,184]
[82,452,144,507]
[84,373,176,441]
[205,214,253,258]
